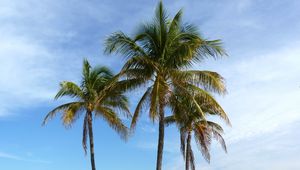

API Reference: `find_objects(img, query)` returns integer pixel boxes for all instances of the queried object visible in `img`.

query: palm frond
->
[194,124,211,163]
[42,102,84,125]
[130,87,152,130]
[198,39,227,59]
[115,77,148,93]
[180,70,227,95]
[212,129,227,153]
[61,102,84,128]
[95,106,128,140]
[168,9,182,36]
[55,81,83,99]
[92,66,113,78]
[121,55,158,72]
[206,121,224,133]
[164,115,176,126]
[155,0,168,51]
[187,84,231,125]
[103,94,131,118]
[105,32,147,58]
[134,24,160,57]
[82,59,91,79]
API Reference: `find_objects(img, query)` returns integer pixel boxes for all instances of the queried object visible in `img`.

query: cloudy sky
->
[1,0,300,169]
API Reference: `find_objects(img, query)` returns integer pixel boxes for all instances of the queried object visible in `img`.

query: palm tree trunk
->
[87,111,96,170]
[156,104,165,170]
[185,131,192,170]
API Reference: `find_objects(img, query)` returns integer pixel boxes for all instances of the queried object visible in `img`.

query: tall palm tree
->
[165,93,230,170]
[43,59,130,170]
[105,2,227,170]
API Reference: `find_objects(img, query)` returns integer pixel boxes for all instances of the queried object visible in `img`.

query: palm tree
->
[105,2,227,170]
[165,93,230,170]
[43,59,130,170]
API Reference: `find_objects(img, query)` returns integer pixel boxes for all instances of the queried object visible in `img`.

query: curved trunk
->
[185,131,192,170]
[156,104,165,170]
[87,111,96,170]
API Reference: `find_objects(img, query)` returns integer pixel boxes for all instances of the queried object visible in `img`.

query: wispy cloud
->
[0,35,56,117]
[0,1,84,117]
[0,0,157,117]
[220,41,300,143]
[0,151,51,164]
[161,41,300,169]
[0,152,21,160]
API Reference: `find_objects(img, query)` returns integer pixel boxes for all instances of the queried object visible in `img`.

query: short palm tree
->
[105,2,227,170]
[43,60,130,170]
[166,93,229,170]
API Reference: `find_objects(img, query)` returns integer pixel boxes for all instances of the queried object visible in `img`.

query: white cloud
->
[160,41,300,170]
[0,0,86,117]
[0,35,57,117]
[0,29,84,117]
[220,42,300,143]
[165,41,300,170]
[0,0,155,117]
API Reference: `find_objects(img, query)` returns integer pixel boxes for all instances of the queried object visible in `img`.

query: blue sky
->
[1,0,300,169]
